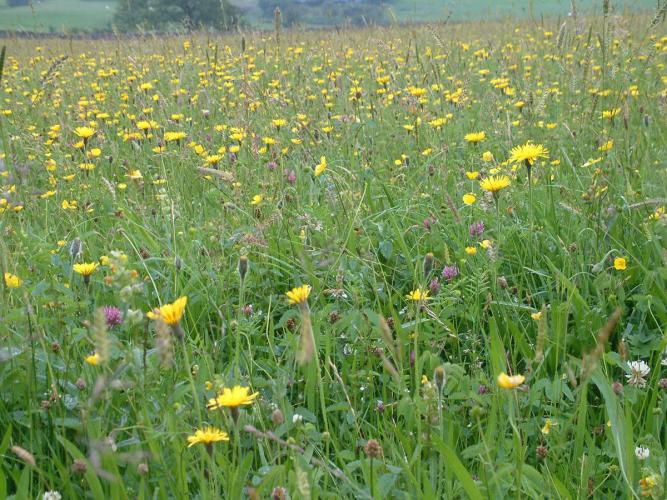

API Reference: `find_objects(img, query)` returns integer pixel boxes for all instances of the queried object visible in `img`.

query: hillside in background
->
[0,0,660,32]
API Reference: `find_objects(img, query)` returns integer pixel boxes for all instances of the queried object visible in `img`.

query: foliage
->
[114,0,242,31]
[0,10,666,499]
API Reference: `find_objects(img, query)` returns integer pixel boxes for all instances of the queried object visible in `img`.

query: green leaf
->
[431,435,484,500]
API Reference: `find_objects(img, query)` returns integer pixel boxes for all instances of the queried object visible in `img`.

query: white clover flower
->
[626,360,650,388]
[634,446,650,460]
[292,413,303,424]
[43,492,62,500]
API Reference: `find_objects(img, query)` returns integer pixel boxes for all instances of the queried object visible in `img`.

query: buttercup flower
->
[4,272,22,288]
[315,156,327,177]
[497,372,525,389]
[614,257,627,271]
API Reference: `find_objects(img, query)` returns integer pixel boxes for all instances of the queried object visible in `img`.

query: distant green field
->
[0,0,116,32]
[0,0,660,32]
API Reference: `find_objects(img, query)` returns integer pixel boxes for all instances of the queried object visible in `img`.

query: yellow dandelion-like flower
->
[187,427,229,447]
[464,131,486,143]
[509,142,549,165]
[465,246,477,255]
[406,289,429,301]
[147,296,187,326]
[74,126,95,140]
[73,262,98,277]
[463,193,476,205]
[286,285,311,305]
[497,372,525,389]
[207,385,259,410]
[479,175,511,194]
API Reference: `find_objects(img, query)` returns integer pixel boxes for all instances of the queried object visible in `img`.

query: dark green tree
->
[114,0,242,31]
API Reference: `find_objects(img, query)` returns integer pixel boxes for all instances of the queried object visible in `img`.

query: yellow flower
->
[164,131,186,142]
[531,311,543,321]
[480,175,511,194]
[541,419,556,435]
[314,156,327,177]
[4,272,22,288]
[250,194,263,205]
[482,151,494,162]
[463,193,476,205]
[406,289,429,301]
[465,246,477,255]
[509,142,549,165]
[85,353,100,366]
[613,257,627,271]
[286,285,311,305]
[207,385,259,410]
[126,170,143,180]
[465,171,480,180]
[480,239,492,249]
[598,140,614,152]
[73,262,98,277]
[187,427,229,447]
[497,372,525,389]
[147,296,187,325]
[464,131,486,143]
[74,126,95,140]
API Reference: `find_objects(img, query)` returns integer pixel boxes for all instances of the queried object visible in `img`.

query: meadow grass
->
[0,8,666,499]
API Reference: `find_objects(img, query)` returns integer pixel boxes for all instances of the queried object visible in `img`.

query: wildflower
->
[103,306,123,328]
[43,492,62,500]
[634,446,650,460]
[364,439,383,459]
[480,175,511,194]
[462,193,476,205]
[429,278,441,295]
[469,221,485,237]
[4,272,22,288]
[207,385,259,421]
[465,246,477,255]
[85,353,100,366]
[406,288,429,301]
[464,131,486,143]
[626,360,650,387]
[531,311,543,321]
[314,156,327,177]
[74,126,95,140]
[147,296,187,326]
[187,427,229,448]
[482,151,494,162]
[251,194,263,205]
[613,257,627,271]
[126,170,143,181]
[73,263,98,284]
[465,171,480,180]
[441,265,459,282]
[509,142,549,166]
[164,131,186,142]
[286,285,311,306]
[480,239,492,249]
[497,372,525,389]
[541,418,556,435]
[639,475,660,498]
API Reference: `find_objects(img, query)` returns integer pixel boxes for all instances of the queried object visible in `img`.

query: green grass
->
[0,10,666,500]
